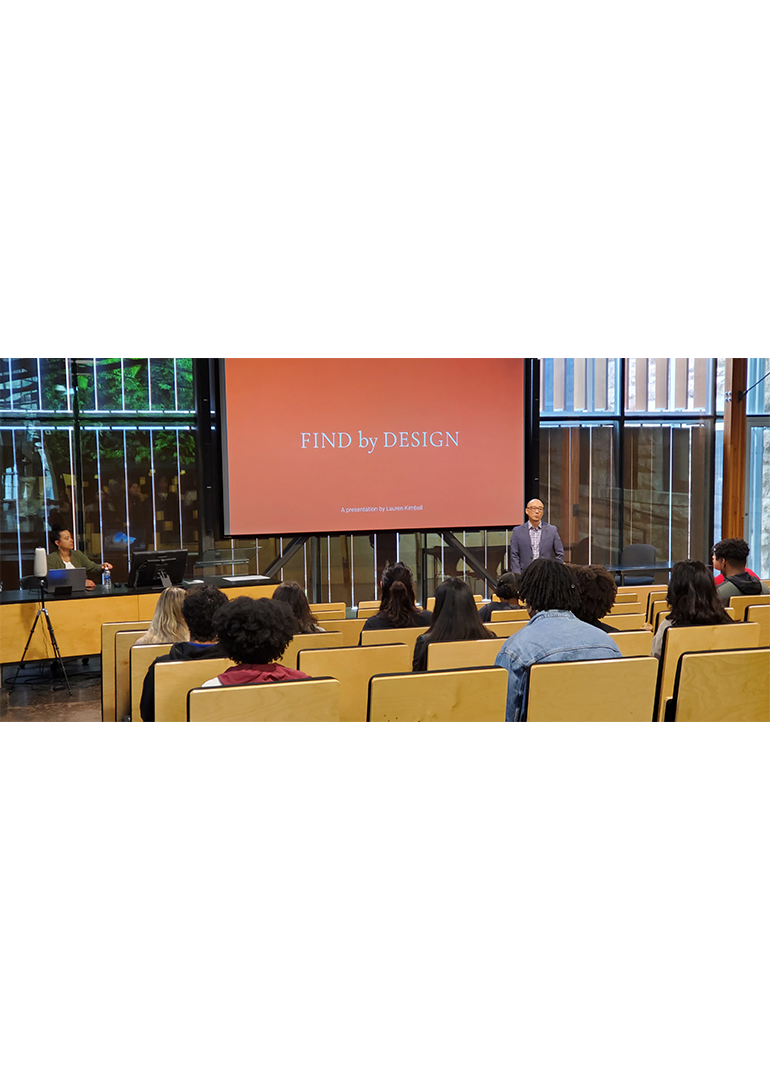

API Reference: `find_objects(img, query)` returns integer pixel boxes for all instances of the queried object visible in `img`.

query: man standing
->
[509,498,564,576]
[47,526,113,589]
[712,539,770,601]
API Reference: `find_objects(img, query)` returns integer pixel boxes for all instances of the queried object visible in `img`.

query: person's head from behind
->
[378,561,419,626]
[148,586,189,641]
[494,572,519,603]
[272,581,319,633]
[569,564,617,622]
[667,560,730,625]
[429,577,489,641]
[517,559,580,615]
[712,538,750,575]
[213,596,297,665]
[182,584,229,643]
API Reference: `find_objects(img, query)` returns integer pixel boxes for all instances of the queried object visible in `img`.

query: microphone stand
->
[7,578,73,695]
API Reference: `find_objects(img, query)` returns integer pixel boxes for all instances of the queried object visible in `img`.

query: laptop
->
[46,567,88,595]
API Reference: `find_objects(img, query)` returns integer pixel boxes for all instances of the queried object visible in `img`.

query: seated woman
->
[201,597,310,686]
[651,559,733,660]
[360,562,432,636]
[478,572,520,623]
[412,578,495,671]
[272,581,326,633]
[135,586,190,645]
[569,564,618,632]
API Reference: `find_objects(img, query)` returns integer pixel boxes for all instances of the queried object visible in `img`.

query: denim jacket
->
[494,610,622,721]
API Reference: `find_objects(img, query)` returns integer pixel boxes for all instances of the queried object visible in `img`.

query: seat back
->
[317,618,367,647]
[187,678,341,722]
[367,667,508,721]
[619,544,657,584]
[609,601,645,615]
[154,657,234,722]
[484,621,528,639]
[101,621,150,721]
[655,622,762,721]
[115,630,151,722]
[649,599,671,625]
[727,594,770,620]
[279,630,343,670]
[645,588,669,620]
[357,600,381,615]
[360,626,427,650]
[600,612,646,630]
[490,608,528,621]
[671,648,770,722]
[744,605,770,647]
[299,644,410,721]
[309,602,346,620]
[527,656,658,722]
[607,630,654,657]
[427,638,504,671]
[130,644,175,721]
[614,590,639,603]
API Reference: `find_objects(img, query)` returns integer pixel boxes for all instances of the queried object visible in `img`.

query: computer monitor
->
[127,549,188,589]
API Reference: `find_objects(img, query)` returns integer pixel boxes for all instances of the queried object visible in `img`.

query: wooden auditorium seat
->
[654,622,762,722]
[609,601,646,615]
[360,626,427,650]
[744,605,770,647]
[484,621,528,638]
[607,630,654,657]
[600,612,646,630]
[130,643,176,721]
[317,618,367,647]
[526,656,659,722]
[101,621,150,721]
[114,630,153,723]
[153,657,233,722]
[726,594,770,621]
[187,678,341,722]
[298,643,411,722]
[426,638,504,671]
[279,630,343,670]
[309,602,346,620]
[490,608,528,621]
[669,648,770,722]
[367,667,508,722]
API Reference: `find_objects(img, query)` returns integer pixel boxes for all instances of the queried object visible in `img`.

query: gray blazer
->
[509,522,564,575]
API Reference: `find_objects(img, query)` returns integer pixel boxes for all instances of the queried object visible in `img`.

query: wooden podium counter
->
[0,583,277,663]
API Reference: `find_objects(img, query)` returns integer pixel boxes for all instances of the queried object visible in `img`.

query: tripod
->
[7,579,73,695]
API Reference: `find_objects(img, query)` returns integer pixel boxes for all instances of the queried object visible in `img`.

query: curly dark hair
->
[494,572,519,601]
[182,584,229,642]
[213,596,297,664]
[378,562,422,628]
[569,564,617,621]
[713,538,750,567]
[518,560,580,613]
[272,582,321,633]
[667,560,732,626]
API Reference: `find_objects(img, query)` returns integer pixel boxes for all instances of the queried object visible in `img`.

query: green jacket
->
[47,548,102,580]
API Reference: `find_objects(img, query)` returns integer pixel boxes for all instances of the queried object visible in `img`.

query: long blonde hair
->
[135,586,190,645]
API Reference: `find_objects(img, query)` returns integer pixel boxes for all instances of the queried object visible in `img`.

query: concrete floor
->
[0,659,102,721]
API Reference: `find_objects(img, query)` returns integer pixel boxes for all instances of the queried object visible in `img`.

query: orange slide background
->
[222,358,524,535]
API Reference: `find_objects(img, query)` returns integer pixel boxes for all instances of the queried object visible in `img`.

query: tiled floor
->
[0,659,102,721]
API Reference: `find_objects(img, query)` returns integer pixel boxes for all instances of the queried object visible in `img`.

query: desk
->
[0,582,277,663]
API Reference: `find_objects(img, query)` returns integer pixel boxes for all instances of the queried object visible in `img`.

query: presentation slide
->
[221,358,525,535]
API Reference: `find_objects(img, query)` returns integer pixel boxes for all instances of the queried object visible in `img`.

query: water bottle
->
[102,569,112,593]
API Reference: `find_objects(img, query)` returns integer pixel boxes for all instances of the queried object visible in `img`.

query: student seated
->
[135,586,189,645]
[140,584,230,722]
[412,578,495,672]
[47,525,112,589]
[651,559,733,660]
[494,560,621,722]
[569,564,618,632]
[712,539,770,601]
[201,597,311,687]
[478,572,520,623]
[272,581,326,633]
[360,562,432,637]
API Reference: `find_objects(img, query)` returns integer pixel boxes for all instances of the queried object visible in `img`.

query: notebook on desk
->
[46,567,87,594]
